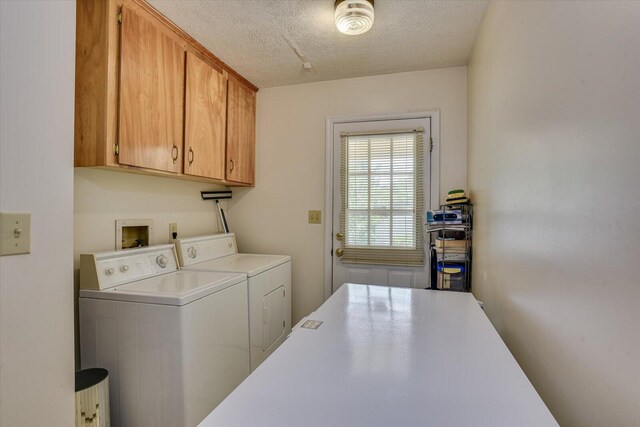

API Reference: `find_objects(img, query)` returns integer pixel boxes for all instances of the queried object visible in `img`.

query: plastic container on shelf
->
[435,237,471,249]
[436,263,467,291]
[427,209,463,225]
[435,248,467,262]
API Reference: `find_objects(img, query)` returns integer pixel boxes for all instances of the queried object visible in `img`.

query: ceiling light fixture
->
[335,0,374,36]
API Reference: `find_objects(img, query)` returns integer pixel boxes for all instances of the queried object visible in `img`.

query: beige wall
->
[228,67,468,323]
[468,1,640,426]
[0,1,76,425]
[74,169,226,264]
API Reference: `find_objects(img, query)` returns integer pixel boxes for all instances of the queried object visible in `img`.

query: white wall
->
[468,1,640,426]
[0,1,76,425]
[228,67,468,323]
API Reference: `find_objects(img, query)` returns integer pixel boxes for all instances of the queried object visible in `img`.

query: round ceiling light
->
[335,0,374,36]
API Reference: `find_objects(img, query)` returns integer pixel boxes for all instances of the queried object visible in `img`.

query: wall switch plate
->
[0,212,31,256]
[308,210,322,224]
[169,223,178,240]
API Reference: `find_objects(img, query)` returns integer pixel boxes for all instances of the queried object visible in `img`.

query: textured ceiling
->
[149,0,489,88]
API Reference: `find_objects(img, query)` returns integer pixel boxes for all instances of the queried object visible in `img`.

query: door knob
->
[336,232,344,241]
[335,248,344,257]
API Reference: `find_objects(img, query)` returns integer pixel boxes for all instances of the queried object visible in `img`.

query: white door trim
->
[323,110,441,301]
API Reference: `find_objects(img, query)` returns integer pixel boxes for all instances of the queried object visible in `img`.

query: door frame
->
[323,110,441,301]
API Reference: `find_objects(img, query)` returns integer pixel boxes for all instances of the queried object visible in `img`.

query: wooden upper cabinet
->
[184,52,227,180]
[226,77,256,185]
[118,5,185,173]
[74,0,257,185]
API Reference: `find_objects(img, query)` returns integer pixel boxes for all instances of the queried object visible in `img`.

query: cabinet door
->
[118,6,185,173]
[226,77,256,185]
[184,52,227,179]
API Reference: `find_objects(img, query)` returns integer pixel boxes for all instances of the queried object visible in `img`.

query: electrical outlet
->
[308,210,322,224]
[169,223,178,240]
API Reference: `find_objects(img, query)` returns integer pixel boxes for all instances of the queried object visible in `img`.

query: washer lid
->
[79,270,247,306]
[185,254,291,277]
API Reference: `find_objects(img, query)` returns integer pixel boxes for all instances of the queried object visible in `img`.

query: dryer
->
[175,233,291,371]
[79,244,250,427]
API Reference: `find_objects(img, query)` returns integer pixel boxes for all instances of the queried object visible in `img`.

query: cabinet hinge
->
[283,320,286,328]
[113,144,119,156]
[283,289,286,297]
[117,11,122,24]
[430,136,434,153]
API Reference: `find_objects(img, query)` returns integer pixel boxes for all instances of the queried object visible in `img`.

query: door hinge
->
[430,136,434,153]
[283,320,285,328]
[117,11,122,24]
[113,144,119,156]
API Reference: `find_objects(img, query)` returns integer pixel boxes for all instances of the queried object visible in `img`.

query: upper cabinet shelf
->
[74,0,257,186]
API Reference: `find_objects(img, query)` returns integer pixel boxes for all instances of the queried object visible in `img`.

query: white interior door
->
[332,118,431,293]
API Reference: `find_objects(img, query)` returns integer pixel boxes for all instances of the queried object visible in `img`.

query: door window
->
[338,129,425,266]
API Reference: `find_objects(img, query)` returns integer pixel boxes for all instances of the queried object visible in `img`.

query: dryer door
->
[262,285,285,352]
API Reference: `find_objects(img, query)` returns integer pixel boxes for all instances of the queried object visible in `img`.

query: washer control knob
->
[187,246,197,259]
[105,267,115,276]
[120,264,129,273]
[156,255,169,268]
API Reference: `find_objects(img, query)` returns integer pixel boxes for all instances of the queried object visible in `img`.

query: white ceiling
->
[149,0,489,88]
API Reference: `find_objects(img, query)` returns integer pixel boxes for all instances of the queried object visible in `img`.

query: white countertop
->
[200,284,557,427]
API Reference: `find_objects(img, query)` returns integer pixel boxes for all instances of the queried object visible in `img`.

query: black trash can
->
[75,368,110,427]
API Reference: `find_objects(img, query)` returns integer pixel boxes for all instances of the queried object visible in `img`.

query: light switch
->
[0,212,31,256]
[308,210,322,224]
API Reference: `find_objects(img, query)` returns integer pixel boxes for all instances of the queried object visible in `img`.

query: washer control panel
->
[80,245,178,291]
[175,233,238,267]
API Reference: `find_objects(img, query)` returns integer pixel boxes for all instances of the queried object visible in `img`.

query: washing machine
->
[175,233,291,371]
[79,244,250,427]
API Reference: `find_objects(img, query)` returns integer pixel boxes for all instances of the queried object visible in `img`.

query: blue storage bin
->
[436,263,467,290]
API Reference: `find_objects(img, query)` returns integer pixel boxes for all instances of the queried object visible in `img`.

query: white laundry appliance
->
[175,233,291,371]
[79,244,250,427]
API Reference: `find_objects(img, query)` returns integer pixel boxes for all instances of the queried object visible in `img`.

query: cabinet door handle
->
[229,159,234,172]
[171,145,179,164]
[188,148,194,166]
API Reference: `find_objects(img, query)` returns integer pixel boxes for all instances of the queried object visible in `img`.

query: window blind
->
[339,129,424,266]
